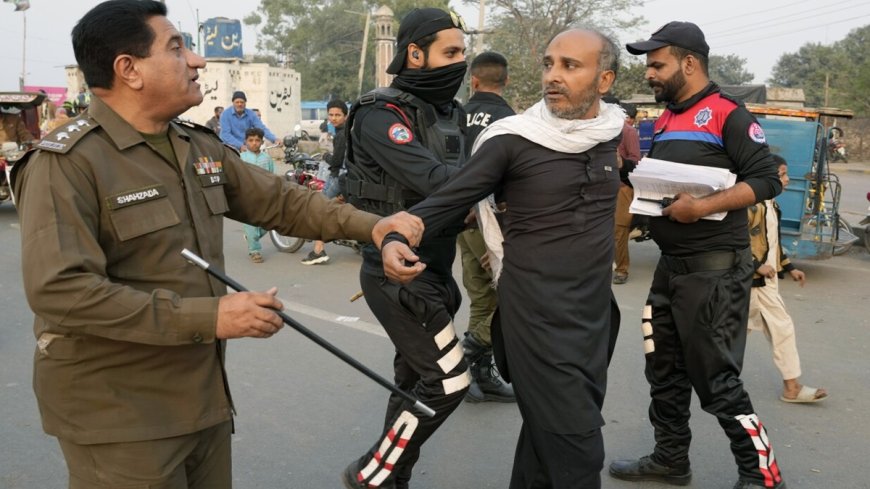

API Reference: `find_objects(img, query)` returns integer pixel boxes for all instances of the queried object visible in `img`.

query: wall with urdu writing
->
[63,61,301,140]
[180,60,301,138]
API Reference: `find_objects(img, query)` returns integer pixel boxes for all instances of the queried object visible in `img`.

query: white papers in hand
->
[628,157,737,221]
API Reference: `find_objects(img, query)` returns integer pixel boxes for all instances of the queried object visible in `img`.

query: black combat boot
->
[608,455,692,486]
[462,333,515,403]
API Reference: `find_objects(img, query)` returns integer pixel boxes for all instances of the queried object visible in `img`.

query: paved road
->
[2,169,869,489]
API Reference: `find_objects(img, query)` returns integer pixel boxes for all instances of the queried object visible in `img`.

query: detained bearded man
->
[381,28,625,488]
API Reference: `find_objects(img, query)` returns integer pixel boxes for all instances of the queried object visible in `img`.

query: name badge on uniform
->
[194,157,227,186]
[106,184,168,210]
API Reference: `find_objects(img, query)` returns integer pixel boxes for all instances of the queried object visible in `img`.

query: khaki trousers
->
[613,184,633,276]
[58,421,232,489]
[748,278,802,380]
[457,228,498,346]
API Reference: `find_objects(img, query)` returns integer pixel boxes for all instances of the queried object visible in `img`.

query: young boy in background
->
[240,127,275,263]
[748,154,827,403]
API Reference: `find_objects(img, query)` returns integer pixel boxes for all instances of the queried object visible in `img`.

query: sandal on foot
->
[780,385,827,403]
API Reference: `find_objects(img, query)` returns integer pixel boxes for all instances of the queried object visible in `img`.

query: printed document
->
[628,157,737,221]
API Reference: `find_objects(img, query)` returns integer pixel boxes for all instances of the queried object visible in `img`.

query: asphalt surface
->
[1,167,869,489]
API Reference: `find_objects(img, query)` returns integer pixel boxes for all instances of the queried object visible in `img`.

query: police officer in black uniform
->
[341,8,470,489]
[609,22,785,489]
[463,51,515,154]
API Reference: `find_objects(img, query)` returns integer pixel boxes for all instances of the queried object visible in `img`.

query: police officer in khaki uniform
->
[11,2,422,488]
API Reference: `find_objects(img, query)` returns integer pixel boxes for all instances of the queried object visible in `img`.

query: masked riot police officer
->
[341,8,469,489]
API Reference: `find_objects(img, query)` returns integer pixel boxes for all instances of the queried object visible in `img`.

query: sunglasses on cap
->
[449,10,467,32]
[415,10,467,35]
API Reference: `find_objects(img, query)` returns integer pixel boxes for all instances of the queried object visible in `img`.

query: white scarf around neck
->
[474,99,625,284]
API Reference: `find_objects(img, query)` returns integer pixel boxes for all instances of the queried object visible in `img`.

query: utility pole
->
[824,73,830,107]
[357,11,371,98]
[196,9,202,56]
[477,0,485,54]
[19,9,26,90]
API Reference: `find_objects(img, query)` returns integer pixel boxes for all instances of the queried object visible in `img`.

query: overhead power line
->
[706,0,868,39]
[715,12,870,49]
[700,0,816,27]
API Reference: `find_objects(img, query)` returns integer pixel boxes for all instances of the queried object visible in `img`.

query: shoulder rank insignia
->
[37,117,100,154]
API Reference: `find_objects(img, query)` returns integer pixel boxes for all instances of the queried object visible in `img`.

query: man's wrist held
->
[381,231,410,248]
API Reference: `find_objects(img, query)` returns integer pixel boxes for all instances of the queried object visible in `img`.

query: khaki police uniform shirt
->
[13,96,379,445]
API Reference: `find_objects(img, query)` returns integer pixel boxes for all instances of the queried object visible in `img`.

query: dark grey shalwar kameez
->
[407,133,621,488]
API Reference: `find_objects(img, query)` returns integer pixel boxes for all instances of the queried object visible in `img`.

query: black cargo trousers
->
[347,268,470,487]
[642,247,784,488]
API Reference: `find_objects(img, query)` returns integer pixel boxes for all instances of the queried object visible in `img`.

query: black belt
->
[346,179,418,204]
[659,251,738,274]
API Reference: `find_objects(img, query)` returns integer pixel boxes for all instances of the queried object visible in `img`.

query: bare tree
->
[471,0,644,108]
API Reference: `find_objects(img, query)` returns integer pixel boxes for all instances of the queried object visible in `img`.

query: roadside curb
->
[830,162,870,175]
[835,167,870,175]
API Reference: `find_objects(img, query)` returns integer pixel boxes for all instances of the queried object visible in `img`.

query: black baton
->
[181,248,436,418]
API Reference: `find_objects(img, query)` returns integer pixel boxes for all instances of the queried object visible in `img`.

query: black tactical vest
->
[345,88,465,215]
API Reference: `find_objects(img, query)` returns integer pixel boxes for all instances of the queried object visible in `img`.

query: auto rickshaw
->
[747,103,857,259]
[0,91,45,203]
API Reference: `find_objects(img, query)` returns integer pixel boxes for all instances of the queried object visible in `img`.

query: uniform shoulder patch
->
[37,116,101,154]
[748,122,766,144]
[388,123,413,144]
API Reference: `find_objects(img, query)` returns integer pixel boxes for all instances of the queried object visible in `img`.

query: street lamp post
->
[5,0,31,89]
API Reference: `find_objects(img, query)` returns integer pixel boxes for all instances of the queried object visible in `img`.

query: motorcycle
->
[268,129,361,254]
[827,127,848,163]
[860,192,870,254]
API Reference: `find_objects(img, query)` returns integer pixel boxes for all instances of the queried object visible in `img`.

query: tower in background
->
[374,5,395,88]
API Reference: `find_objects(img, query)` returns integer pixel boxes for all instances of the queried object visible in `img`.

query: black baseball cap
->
[626,21,709,57]
[386,8,467,75]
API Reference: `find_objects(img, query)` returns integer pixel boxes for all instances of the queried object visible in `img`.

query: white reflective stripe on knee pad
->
[642,304,655,354]
[436,342,464,374]
[433,321,456,350]
[442,370,471,395]
[642,304,652,321]
[360,410,420,487]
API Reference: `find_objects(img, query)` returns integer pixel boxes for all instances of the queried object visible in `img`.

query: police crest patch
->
[748,122,766,144]
[388,123,413,144]
[694,107,712,128]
